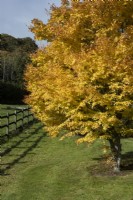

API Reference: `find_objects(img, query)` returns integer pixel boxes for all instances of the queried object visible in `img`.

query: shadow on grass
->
[0,119,40,145]
[121,151,133,171]
[87,151,133,176]
[0,123,46,176]
[0,122,44,156]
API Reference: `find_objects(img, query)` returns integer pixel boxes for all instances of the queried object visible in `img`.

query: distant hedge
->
[0,81,28,104]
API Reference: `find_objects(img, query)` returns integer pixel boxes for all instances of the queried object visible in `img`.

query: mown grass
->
[1,118,133,200]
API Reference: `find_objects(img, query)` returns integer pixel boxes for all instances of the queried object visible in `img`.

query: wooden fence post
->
[14,110,17,130]
[6,113,9,136]
[22,108,24,128]
[0,106,34,139]
[28,107,30,123]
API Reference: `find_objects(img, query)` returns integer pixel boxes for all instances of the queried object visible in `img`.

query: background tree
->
[0,34,38,103]
[25,0,133,172]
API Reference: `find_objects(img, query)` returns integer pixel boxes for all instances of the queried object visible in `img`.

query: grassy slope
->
[1,120,133,200]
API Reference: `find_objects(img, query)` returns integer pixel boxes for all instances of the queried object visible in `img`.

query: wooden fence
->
[0,107,34,138]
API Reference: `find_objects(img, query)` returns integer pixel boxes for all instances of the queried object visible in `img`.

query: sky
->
[0,0,61,44]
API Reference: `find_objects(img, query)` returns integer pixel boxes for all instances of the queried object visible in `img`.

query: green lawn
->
[1,119,133,200]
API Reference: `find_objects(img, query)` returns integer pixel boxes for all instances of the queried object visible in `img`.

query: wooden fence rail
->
[0,107,34,138]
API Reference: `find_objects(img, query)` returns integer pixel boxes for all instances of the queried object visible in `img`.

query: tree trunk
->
[108,136,121,172]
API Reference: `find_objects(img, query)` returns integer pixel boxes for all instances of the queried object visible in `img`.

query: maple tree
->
[25,0,133,172]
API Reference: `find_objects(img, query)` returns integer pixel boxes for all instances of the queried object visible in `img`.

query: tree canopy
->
[25,0,133,171]
[0,34,38,52]
[0,34,38,85]
[0,34,38,104]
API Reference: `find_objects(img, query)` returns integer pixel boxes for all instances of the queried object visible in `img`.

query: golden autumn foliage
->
[25,0,133,170]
